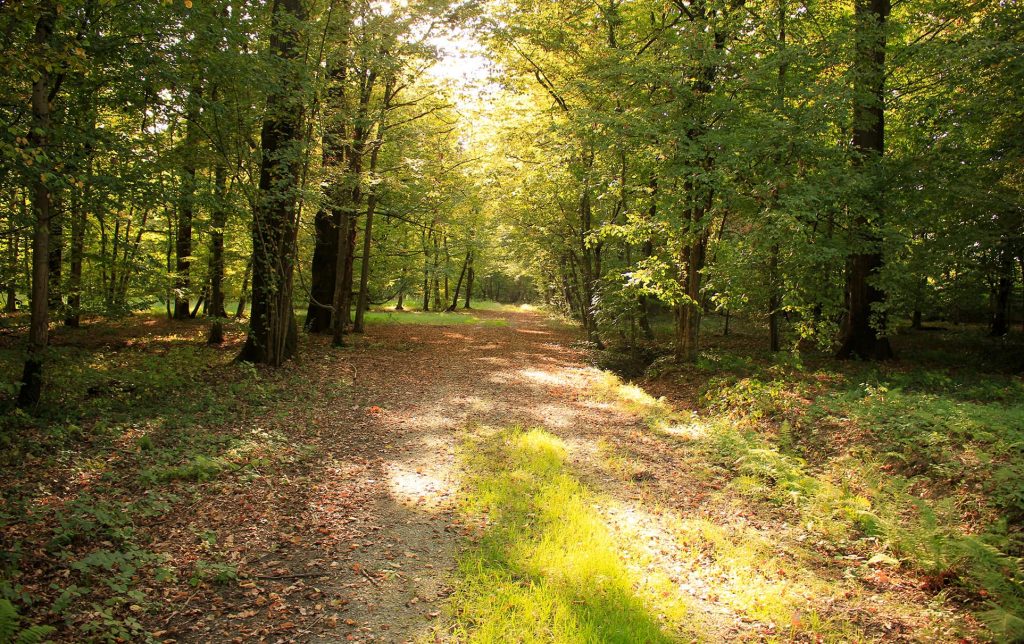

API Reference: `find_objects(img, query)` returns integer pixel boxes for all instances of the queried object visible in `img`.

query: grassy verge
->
[440,427,693,642]
[364,310,508,327]
[593,353,1024,641]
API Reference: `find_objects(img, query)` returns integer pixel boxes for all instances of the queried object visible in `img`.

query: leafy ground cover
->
[0,306,1020,642]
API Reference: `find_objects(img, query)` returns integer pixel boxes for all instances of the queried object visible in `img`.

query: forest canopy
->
[2,0,1021,394]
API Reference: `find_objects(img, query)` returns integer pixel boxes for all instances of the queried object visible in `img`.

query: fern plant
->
[0,599,56,644]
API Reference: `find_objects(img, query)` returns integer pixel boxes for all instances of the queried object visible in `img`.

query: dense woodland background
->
[2,0,1022,388]
[2,0,1024,641]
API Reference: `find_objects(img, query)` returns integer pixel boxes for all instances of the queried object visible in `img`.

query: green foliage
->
[0,600,55,644]
[447,427,688,641]
[189,561,238,587]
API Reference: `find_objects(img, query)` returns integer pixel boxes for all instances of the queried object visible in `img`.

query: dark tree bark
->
[65,183,88,327]
[836,0,894,360]
[235,254,252,319]
[331,196,353,347]
[990,255,1014,337]
[674,3,739,362]
[208,164,228,344]
[4,208,17,313]
[305,56,348,333]
[579,187,602,346]
[464,254,474,309]
[447,251,471,312]
[238,0,305,366]
[47,196,63,316]
[174,86,203,320]
[353,80,391,333]
[19,2,58,408]
[306,207,339,332]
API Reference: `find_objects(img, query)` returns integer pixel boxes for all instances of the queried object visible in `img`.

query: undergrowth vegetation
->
[0,318,309,641]
[593,327,1024,641]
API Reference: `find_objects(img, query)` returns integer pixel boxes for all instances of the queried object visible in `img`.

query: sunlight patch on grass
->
[589,371,677,429]
[664,515,865,639]
[364,310,508,327]
[441,427,694,642]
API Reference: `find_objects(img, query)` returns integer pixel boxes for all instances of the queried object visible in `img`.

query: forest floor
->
[1,305,1022,642]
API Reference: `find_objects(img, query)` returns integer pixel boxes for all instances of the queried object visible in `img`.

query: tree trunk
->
[354,99,389,333]
[235,254,252,319]
[421,229,431,311]
[464,254,474,309]
[768,244,781,351]
[448,251,470,312]
[174,86,202,320]
[431,234,442,310]
[47,195,63,317]
[4,206,17,313]
[673,4,733,363]
[19,2,58,408]
[306,208,339,332]
[767,1,786,353]
[208,164,228,344]
[306,1,352,333]
[990,256,1014,337]
[836,0,894,361]
[238,0,305,366]
[676,233,708,362]
[66,185,87,327]
[396,266,406,311]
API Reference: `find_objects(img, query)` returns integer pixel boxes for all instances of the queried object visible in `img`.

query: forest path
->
[166,307,948,642]
[294,307,667,643]
[169,307,673,642]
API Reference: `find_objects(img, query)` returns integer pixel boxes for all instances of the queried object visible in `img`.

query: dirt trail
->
[163,308,951,642]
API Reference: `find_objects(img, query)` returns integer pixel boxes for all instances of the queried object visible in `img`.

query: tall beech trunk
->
[836,0,894,360]
[208,164,228,344]
[579,188,600,345]
[448,251,471,312]
[767,0,787,353]
[47,196,63,316]
[305,25,350,333]
[674,3,737,362]
[66,160,89,327]
[354,81,391,333]
[396,265,407,310]
[990,254,1014,337]
[238,0,305,366]
[19,2,58,408]
[331,195,353,347]
[174,86,203,320]
[4,206,17,312]
[464,255,474,309]
[676,212,710,363]
[421,228,431,311]
[235,254,252,319]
